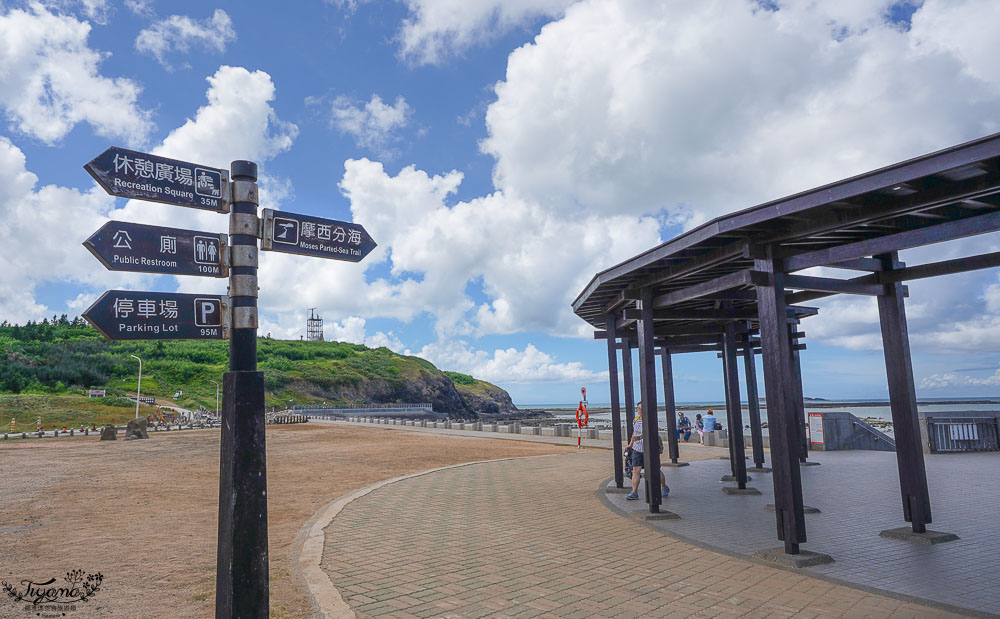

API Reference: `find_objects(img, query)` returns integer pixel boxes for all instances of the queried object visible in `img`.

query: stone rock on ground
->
[125,418,148,439]
[99,424,117,441]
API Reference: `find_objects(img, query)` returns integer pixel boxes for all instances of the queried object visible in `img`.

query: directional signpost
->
[85,146,230,212]
[261,208,376,262]
[84,221,228,277]
[83,290,228,340]
[82,145,376,619]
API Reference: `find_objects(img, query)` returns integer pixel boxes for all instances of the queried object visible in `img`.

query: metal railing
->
[293,403,432,411]
[928,417,1000,453]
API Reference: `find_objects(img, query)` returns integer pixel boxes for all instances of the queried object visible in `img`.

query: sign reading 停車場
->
[82,290,228,341]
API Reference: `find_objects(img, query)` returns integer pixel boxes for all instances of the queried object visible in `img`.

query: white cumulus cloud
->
[396,0,578,65]
[327,94,412,158]
[135,9,236,70]
[482,0,1000,225]
[414,340,605,384]
[0,3,152,144]
[0,136,152,323]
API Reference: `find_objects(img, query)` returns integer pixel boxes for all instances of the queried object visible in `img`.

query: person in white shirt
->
[624,401,669,500]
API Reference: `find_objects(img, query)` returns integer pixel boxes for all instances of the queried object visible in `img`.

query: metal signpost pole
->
[216,161,268,618]
[130,354,142,418]
[84,145,376,618]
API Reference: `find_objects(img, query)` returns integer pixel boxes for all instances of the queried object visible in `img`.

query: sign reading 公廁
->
[260,209,376,262]
[85,146,230,212]
[84,221,228,278]
[82,290,228,341]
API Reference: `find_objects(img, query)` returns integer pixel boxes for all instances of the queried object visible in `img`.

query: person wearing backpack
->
[625,401,669,500]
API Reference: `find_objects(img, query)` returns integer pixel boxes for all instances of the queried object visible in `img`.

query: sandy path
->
[0,424,572,618]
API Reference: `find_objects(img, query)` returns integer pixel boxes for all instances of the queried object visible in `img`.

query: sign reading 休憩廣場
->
[82,290,229,341]
[85,147,230,212]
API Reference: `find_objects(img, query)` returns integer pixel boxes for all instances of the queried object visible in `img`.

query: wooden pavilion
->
[573,132,1000,557]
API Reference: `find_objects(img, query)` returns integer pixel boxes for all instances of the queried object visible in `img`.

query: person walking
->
[677,412,692,442]
[695,413,705,443]
[625,402,669,500]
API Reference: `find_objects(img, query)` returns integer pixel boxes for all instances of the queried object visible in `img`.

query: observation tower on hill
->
[306,308,324,341]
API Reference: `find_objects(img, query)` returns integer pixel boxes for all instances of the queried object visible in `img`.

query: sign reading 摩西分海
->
[84,221,228,278]
[85,147,229,212]
[260,209,376,262]
[82,290,229,341]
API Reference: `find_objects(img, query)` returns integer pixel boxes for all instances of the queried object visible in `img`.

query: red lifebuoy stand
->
[576,387,589,448]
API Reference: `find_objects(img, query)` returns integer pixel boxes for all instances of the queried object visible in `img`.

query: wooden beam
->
[618,308,756,327]
[605,312,625,489]
[879,250,1000,283]
[651,270,766,309]
[783,274,887,296]
[660,348,680,464]
[636,288,664,512]
[722,321,749,488]
[661,344,724,354]
[783,209,1000,272]
[742,327,766,469]
[786,249,1000,305]
[621,339,635,443]
[823,257,884,272]
[754,245,807,554]
[877,253,932,532]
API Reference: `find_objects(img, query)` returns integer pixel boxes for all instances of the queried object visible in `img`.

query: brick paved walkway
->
[605,450,1000,615]
[320,450,958,617]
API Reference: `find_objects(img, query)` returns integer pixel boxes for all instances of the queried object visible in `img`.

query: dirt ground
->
[0,424,572,618]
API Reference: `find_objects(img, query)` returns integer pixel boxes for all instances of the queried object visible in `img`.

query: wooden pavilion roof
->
[572,132,1000,337]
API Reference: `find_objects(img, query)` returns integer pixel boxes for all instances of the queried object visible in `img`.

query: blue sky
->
[4,0,1000,405]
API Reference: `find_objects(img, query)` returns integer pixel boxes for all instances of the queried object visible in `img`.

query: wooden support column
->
[622,339,635,443]
[754,246,807,554]
[742,325,766,470]
[660,348,680,464]
[606,312,625,488]
[876,252,932,533]
[788,324,810,463]
[722,322,749,489]
[637,288,663,512]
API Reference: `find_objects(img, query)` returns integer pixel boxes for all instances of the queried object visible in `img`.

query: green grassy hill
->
[0,317,514,426]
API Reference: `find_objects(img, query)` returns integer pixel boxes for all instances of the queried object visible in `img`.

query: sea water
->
[525,398,1000,436]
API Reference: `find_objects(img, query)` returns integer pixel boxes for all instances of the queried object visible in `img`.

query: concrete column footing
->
[765,503,821,514]
[721,474,752,482]
[722,486,761,495]
[630,510,680,521]
[753,548,834,568]
[879,527,959,544]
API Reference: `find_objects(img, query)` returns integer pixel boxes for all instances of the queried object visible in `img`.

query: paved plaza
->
[317,443,974,617]
[605,450,1000,616]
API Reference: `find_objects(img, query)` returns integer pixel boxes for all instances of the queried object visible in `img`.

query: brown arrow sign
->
[260,208,377,262]
[84,221,228,278]
[85,146,230,212]
[83,290,229,341]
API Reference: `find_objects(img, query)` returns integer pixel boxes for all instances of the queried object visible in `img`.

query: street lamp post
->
[211,380,220,419]
[130,354,142,419]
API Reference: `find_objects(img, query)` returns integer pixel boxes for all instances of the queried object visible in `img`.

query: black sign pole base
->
[216,370,268,618]
[216,160,267,618]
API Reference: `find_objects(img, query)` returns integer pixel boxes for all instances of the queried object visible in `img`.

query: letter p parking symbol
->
[194,298,221,327]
